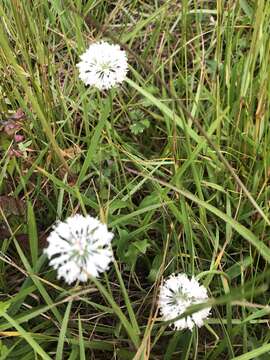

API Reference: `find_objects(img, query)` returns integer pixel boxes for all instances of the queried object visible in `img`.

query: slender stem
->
[114,260,141,335]
[89,275,140,349]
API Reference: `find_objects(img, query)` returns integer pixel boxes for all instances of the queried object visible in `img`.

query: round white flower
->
[158,273,211,331]
[76,41,128,90]
[44,214,114,284]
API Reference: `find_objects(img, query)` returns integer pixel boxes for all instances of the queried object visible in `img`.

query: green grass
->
[0,0,270,358]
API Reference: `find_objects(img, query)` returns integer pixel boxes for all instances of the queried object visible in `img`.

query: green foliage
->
[0,0,270,358]
[130,119,150,135]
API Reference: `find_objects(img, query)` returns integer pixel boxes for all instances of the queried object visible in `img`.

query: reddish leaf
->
[8,108,26,121]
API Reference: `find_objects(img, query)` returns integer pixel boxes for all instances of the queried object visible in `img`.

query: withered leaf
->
[0,195,25,217]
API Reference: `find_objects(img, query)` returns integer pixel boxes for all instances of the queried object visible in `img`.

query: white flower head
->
[158,273,211,331]
[44,214,114,284]
[76,41,128,90]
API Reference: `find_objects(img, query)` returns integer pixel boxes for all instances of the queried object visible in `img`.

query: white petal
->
[76,41,128,90]
[158,273,211,331]
[44,214,114,284]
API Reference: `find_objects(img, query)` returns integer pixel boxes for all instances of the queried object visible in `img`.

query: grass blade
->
[56,301,72,360]
[27,201,38,267]
[1,312,52,360]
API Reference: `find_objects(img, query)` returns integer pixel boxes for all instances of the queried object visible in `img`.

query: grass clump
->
[0,0,270,359]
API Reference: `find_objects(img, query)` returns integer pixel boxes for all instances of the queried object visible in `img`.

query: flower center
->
[75,241,84,256]
[100,61,113,71]
[173,291,190,304]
